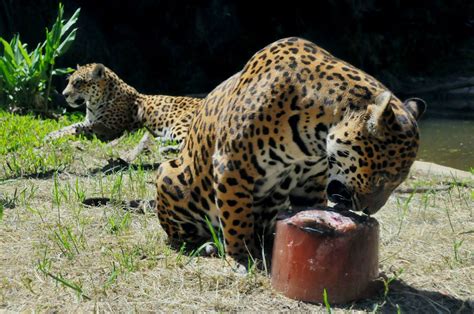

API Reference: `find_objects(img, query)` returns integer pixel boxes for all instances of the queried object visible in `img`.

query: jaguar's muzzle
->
[327,180,353,210]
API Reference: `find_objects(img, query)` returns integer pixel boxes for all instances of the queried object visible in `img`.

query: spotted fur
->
[155,38,425,262]
[46,63,202,149]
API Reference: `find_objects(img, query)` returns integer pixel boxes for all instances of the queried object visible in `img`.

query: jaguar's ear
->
[76,64,80,70]
[365,91,392,138]
[91,63,105,80]
[403,98,426,121]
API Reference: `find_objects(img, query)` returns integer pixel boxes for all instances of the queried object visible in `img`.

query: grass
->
[0,111,473,311]
[323,288,332,313]
[0,109,164,181]
[0,110,81,178]
[37,260,91,301]
[205,216,225,258]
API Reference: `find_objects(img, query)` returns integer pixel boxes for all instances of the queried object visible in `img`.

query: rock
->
[412,161,473,180]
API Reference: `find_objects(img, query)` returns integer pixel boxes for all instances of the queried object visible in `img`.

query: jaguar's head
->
[326,91,426,215]
[62,63,107,108]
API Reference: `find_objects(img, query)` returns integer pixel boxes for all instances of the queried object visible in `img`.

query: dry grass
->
[0,114,473,312]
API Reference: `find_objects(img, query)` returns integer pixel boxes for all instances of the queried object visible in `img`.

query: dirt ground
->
[0,135,473,312]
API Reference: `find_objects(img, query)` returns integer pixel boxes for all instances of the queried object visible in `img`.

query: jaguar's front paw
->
[159,145,180,155]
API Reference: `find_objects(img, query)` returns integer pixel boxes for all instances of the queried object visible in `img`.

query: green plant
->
[0,187,20,221]
[176,243,188,266]
[37,248,52,274]
[382,268,404,298]
[104,262,119,289]
[205,216,225,258]
[73,178,85,202]
[0,187,18,210]
[18,184,38,207]
[395,191,415,236]
[51,224,85,259]
[246,255,258,279]
[452,239,465,263]
[0,3,80,112]
[442,190,456,233]
[323,288,331,313]
[37,259,90,300]
[107,211,131,234]
[113,246,139,273]
[111,172,124,200]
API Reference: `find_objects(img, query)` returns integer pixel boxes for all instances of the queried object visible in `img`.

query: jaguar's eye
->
[72,79,83,87]
[375,173,390,185]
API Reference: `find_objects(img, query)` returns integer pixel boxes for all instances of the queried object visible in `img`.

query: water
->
[417,118,473,171]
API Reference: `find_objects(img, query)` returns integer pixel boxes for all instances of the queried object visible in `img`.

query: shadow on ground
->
[88,158,162,175]
[348,279,472,313]
[0,158,162,181]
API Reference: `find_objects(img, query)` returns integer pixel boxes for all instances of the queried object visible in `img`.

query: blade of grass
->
[38,267,91,300]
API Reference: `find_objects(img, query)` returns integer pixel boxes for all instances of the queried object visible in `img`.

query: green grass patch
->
[0,109,84,179]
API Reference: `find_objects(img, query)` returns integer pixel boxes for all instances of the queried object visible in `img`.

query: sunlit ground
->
[0,111,472,312]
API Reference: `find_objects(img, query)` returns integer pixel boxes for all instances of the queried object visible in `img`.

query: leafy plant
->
[0,3,80,112]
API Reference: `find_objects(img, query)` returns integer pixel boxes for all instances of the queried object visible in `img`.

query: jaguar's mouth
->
[66,96,85,108]
[326,180,354,212]
[73,97,85,106]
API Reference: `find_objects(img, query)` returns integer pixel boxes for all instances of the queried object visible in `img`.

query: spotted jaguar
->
[151,38,425,264]
[46,63,202,157]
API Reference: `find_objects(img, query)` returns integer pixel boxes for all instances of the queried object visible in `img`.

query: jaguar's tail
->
[82,197,155,214]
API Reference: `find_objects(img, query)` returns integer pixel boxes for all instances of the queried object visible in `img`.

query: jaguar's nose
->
[63,91,71,99]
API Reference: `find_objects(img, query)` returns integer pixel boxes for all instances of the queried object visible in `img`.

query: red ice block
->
[271,209,379,304]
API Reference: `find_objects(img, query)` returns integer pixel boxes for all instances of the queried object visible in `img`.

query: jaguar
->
[152,38,425,263]
[46,63,202,159]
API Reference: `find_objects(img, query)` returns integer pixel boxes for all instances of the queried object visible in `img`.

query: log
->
[271,208,380,304]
